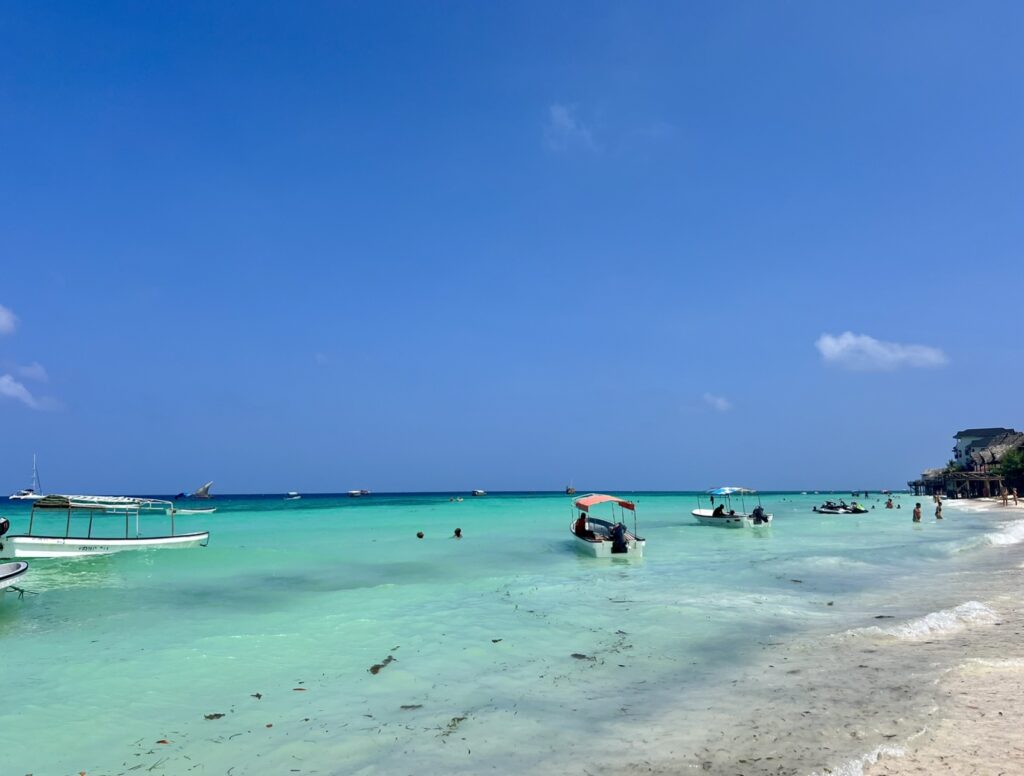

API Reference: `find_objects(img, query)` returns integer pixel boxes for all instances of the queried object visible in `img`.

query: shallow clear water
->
[1,491,1020,775]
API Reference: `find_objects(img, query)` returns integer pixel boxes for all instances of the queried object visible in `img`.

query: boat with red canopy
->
[570,493,645,558]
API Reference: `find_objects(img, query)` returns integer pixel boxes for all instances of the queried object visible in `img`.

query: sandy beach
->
[863,502,1024,776]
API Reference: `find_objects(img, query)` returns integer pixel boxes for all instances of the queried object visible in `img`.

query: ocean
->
[1,491,1021,775]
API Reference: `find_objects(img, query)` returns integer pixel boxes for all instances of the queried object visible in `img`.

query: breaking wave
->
[809,744,904,776]
[982,519,1024,547]
[842,601,998,641]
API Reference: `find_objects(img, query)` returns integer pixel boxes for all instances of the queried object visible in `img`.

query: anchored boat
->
[8,454,43,501]
[570,493,645,557]
[0,495,210,558]
[692,487,773,528]
[0,560,29,591]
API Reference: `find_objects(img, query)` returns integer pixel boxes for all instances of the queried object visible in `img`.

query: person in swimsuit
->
[913,503,922,523]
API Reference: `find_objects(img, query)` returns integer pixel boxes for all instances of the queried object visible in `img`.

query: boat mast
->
[32,453,41,493]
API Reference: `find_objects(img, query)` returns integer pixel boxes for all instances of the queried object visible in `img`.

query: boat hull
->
[571,533,645,558]
[691,509,772,528]
[0,561,29,590]
[1,532,210,558]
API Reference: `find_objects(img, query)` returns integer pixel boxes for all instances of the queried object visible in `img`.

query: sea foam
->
[983,518,1024,547]
[843,601,998,641]
[809,744,904,776]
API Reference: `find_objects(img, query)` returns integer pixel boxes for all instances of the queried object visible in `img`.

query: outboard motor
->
[610,522,629,554]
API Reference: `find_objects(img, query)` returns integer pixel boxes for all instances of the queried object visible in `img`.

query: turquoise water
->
[1,492,1021,775]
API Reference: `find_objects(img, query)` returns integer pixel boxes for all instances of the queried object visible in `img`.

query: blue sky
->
[1,2,1021,493]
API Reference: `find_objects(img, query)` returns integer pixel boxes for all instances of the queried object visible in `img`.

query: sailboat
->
[8,455,44,501]
[169,481,217,514]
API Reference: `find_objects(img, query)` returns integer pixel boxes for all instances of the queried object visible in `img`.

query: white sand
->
[863,612,1024,776]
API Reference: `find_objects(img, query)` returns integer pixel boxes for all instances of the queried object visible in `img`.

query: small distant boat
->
[692,487,772,528]
[285,492,302,500]
[192,481,213,499]
[0,495,210,558]
[8,454,44,501]
[0,560,29,591]
[471,489,487,497]
[171,507,217,515]
[347,490,370,498]
[570,494,645,557]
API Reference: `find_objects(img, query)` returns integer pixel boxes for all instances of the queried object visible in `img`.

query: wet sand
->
[616,501,1024,776]
[863,605,1024,776]
[866,664,1024,775]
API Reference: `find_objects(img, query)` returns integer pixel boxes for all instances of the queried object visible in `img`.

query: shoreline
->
[863,603,1024,775]
[613,500,1024,776]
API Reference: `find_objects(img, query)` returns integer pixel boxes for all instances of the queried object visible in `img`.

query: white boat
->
[347,490,370,498]
[285,492,302,500]
[0,495,210,558]
[192,481,213,499]
[692,487,773,528]
[472,489,487,497]
[0,560,29,591]
[570,494,645,558]
[8,454,44,501]
[170,507,217,515]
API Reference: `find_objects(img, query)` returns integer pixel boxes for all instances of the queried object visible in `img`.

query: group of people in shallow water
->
[911,495,943,523]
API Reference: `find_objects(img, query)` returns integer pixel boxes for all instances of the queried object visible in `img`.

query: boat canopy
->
[33,494,174,511]
[706,487,756,496]
[574,493,635,512]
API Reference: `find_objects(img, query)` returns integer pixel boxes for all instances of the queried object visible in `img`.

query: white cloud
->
[543,104,597,152]
[815,332,949,371]
[13,361,48,382]
[703,392,732,412]
[0,374,42,409]
[0,304,16,334]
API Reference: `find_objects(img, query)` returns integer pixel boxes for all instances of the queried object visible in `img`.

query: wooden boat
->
[192,481,214,499]
[570,494,645,558]
[0,495,209,558]
[692,487,773,528]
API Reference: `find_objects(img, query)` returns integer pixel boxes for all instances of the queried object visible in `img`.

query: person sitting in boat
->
[712,504,726,517]
[574,515,597,540]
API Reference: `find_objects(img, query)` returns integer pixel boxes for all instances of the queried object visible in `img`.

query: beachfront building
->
[951,428,1012,468]
[909,427,1022,498]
